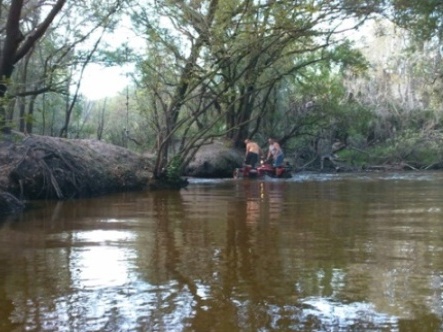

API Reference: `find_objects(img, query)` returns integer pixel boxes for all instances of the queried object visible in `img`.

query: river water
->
[1,172,443,331]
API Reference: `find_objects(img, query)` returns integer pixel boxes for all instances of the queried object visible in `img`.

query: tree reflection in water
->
[1,174,443,330]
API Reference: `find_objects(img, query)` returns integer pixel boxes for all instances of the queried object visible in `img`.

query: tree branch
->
[14,0,67,63]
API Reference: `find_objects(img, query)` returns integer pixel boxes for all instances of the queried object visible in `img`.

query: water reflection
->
[1,173,443,330]
[234,180,284,224]
[70,232,135,289]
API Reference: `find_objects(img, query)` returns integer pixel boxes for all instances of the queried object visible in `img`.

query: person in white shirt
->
[266,138,284,167]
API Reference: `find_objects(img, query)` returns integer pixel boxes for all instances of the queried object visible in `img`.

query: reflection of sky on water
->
[71,246,130,289]
[70,230,136,288]
[290,171,440,183]
[52,229,197,331]
[300,297,399,330]
[187,171,443,186]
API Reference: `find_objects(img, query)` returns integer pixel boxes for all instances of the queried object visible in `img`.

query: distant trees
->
[335,12,443,169]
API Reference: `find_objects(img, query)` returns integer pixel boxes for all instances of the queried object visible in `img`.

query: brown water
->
[1,172,443,331]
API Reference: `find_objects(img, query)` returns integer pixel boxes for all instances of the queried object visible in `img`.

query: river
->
[1,172,443,331]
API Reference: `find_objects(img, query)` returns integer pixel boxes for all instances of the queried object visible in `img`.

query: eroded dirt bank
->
[0,134,152,215]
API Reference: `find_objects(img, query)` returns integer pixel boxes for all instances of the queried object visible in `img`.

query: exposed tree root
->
[0,133,152,202]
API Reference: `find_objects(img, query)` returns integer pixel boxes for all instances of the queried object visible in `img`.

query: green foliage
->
[387,130,443,165]
[390,0,443,40]
[328,41,370,74]
[165,155,183,183]
[128,0,389,176]
[339,129,443,169]
[8,0,443,176]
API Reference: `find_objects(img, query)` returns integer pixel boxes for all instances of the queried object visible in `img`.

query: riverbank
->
[0,133,429,219]
[0,133,153,216]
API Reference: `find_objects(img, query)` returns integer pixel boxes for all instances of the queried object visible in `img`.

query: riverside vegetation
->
[2,2,443,214]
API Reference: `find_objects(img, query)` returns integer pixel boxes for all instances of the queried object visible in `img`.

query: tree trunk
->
[26,93,38,134]
[0,0,67,133]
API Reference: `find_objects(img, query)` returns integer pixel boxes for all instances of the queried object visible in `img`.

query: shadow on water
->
[1,172,443,331]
